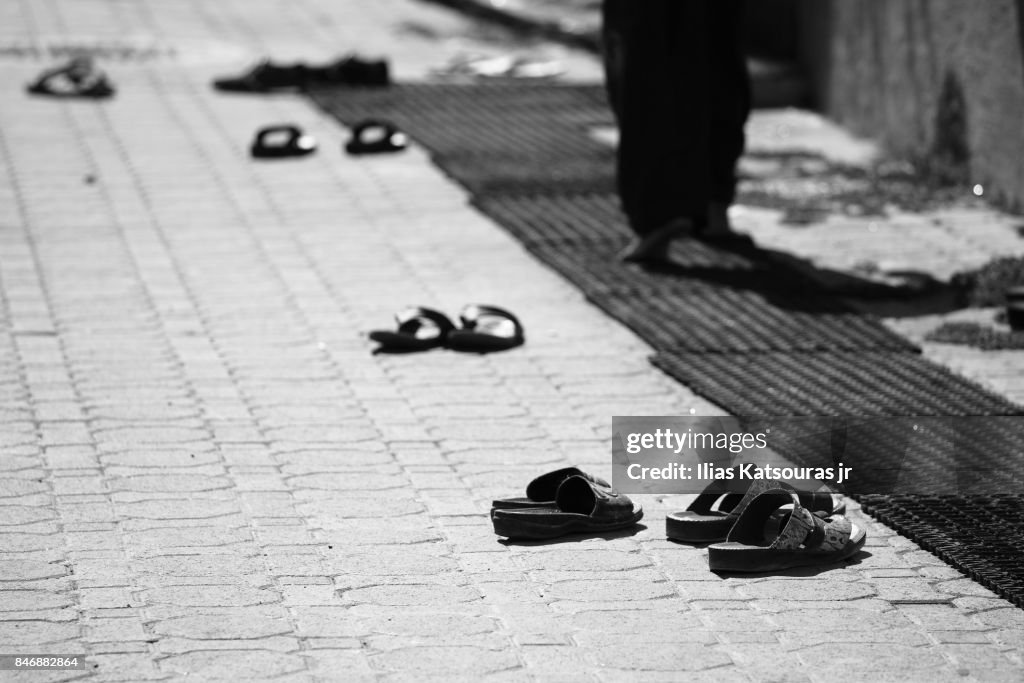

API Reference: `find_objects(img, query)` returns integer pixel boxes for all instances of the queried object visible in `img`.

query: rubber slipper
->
[312,54,390,87]
[345,119,408,155]
[27,57,115,99]
[492,475,643,540]
[492,467,610,510]
[708,488,866,573]
[368,307,456,351]
[446,304,524,352]
[666,468,845,544]
[213,59,309,92]
[250,125,317,159]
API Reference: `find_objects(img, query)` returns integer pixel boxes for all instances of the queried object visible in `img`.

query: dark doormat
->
[309,81,1024,608]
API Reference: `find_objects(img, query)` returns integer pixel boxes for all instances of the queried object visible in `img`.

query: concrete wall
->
[798,0,1024,211]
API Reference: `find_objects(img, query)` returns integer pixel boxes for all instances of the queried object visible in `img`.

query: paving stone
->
[369,646,520,675]
[144,585,280,608]
[0,620,80,644]
[159,650,307,679]
[797,642,949,672]
[738,579,876,601]
[0,558,69,581]
[342,584,481,607]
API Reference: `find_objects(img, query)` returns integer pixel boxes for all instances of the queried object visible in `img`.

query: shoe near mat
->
[250,125,317,159]
[26,56,115,99]
[492,467,610,510]
[312,54,390,87]
[667,472,845,544]
[491,474,643,540]
[215,55,389,92]
[707,488,866,573]
[214,59,311,92]
[345,120,408,155]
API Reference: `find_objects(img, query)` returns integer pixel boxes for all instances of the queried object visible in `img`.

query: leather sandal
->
[492,467,610,510]
[666,469,845,544]
[708,488,865,572]
[491,475,643,540]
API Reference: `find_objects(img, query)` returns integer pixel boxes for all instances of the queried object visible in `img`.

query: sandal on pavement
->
[492,475,643,540]
[492,467,610,510]
[345,120,408,155]
[27,57,115,99]
[446,304,524,352]
[213,59,310,92]
[708,488,865,573]
[368,307,456,352]
[250,125,317,159]
[666,469,845,544]
[313,54,390,87]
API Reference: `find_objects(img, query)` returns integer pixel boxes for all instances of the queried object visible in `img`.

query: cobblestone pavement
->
[2,0,1024,681]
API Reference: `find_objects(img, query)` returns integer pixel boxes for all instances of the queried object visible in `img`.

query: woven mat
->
[311,81,1024,607]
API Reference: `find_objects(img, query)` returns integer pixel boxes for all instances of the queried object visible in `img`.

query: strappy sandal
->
[368,307,455,352]
[345,120,408,155]
[27,57,116,99]
[491,475,643,540]
[491,467,609,510]
[666,472,845,544]
[447,304,524,353]
[250,125,317,159]
[708,488,866,573]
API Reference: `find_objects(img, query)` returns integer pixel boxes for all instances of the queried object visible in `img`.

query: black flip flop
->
[250,125,317,159]
[491,475,643,540]
[27,58,115,99]
[345,119,408,155]
[447,305,524,353]
[491,467,609,510]
[368,307,456,352]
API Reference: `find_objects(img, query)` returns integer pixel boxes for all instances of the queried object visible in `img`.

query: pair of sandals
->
[492,466,865,572]
[26,57,115,99]
[667,468,864,572]
[370,305,524,353]
[491,467,643,540]
[250,120,407,159]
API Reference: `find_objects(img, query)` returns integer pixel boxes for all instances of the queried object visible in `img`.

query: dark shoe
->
[708,489,865,572]
[492,467,610,510]
[250,125,317,159]
[446,304,524,353]
[491,475,643,540]
[345,120,408,155]
[666,472,844,544]
[314,54,390,86]
[214,60,310,92]
[368,307,456,352]
[27,57,115,99]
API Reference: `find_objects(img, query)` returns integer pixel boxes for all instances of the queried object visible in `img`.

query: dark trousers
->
[602,0,750,235]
